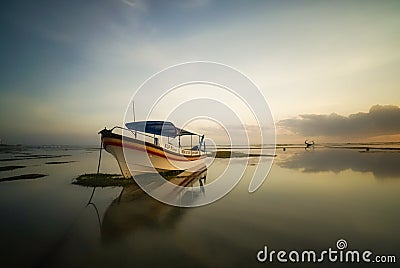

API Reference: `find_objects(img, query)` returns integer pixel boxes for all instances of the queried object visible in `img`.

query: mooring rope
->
[96,135,103,174]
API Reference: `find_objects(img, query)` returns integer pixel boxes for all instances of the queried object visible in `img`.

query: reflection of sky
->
[1,1,400,144]
[0,147,400,266]
[277,149,400,179]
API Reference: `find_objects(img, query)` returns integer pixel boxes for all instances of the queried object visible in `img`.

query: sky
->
[1,0,400,145]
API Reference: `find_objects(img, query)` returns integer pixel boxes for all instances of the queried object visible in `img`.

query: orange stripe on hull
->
[103,137,205,162]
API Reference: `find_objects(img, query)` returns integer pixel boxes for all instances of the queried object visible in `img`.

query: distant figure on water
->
[305,140,315,150]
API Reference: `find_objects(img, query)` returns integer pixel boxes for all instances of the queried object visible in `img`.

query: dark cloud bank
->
[279,105,400,137]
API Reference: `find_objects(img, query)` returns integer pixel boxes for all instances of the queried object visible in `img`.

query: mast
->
[132,100,136,122]
[132,100,136,138]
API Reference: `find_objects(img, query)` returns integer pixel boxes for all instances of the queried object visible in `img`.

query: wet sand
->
[0,173,47,182]
[0,165,26,172]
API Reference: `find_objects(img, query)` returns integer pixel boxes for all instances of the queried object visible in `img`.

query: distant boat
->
[99,121,206,178]
[305,140,315,148]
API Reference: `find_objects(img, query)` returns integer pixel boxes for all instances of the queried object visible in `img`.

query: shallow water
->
[0,145,399,267]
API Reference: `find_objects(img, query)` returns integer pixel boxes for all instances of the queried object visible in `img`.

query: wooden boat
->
[99,121,206,178]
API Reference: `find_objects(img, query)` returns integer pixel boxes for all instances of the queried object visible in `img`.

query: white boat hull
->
[101,132,206,178]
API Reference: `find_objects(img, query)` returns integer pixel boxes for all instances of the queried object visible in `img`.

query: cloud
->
[278,105,400,138]
[120,0,137,7]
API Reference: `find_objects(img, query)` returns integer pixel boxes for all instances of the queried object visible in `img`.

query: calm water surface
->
[0,145,399,267]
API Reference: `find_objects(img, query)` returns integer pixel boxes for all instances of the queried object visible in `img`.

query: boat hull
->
[101,131,206,178]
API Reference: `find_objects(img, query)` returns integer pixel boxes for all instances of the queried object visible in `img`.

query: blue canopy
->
[125,121,197,138]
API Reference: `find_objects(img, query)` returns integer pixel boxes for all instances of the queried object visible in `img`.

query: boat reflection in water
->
[100,167,207,243]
